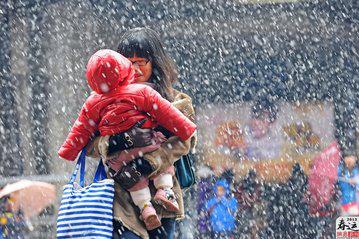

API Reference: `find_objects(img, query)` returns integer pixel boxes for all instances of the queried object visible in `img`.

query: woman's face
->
[127,54,153,83]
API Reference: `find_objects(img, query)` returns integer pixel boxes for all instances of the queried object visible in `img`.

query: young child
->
[338,156,359,216]
[58,49,196,230]
[205,180,238,238]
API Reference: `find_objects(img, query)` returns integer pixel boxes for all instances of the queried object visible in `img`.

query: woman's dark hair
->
[117,28,178,101]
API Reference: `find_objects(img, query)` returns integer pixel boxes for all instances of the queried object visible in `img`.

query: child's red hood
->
[86,49,135,94]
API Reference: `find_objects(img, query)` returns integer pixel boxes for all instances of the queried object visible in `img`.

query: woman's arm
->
[141,86,196,141]
[144,91,197,177]
[145,135,195,177]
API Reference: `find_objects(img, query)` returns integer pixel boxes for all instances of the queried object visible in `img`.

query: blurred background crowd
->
[187,99,346,238]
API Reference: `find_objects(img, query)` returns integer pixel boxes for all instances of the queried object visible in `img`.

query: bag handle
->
[93,159,107,182]
[69,148,86,187]
[69,148,107,187]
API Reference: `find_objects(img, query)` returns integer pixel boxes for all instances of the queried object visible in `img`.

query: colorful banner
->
[196,102,335,182]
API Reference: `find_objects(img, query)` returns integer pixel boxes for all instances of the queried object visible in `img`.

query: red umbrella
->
[308,141,341,214]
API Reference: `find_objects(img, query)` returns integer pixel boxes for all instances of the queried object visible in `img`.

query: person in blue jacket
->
[338,157,359,215]
[205,179,238,238]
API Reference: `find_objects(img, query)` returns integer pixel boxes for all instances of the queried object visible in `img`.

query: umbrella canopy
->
[308,141,341,214]
[0,180,56,219]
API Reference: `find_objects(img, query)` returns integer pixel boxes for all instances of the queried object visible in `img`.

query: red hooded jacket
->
[58,49,196,161]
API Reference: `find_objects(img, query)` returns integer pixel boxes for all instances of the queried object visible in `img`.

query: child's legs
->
[129,180,151,210]
[153,166,175,189]
[128,177,149,192]
[152,166,179,212]
[129,180,162,230]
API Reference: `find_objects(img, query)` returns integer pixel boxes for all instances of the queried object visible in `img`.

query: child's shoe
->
[154,188,180,212]
[141,203,161,230]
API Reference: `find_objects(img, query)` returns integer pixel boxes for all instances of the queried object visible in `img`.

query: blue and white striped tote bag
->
[57,149,114,239]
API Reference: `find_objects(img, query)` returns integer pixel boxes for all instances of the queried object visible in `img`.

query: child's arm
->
[58,99,100,161]
[144,92,197,177]
[141,86,196,141]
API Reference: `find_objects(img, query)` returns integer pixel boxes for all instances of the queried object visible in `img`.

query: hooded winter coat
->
[338,162,359,205]
[58,49,196,161]
[205,180,238,233]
